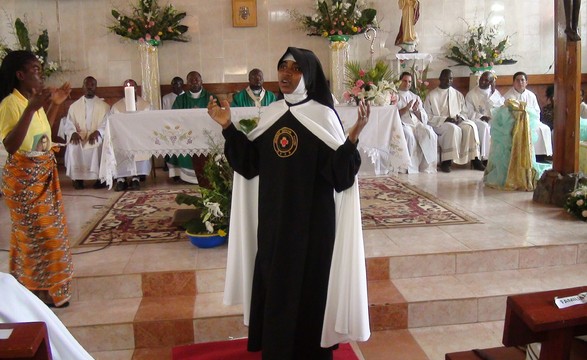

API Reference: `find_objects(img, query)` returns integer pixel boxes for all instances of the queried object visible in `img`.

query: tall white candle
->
[124,86,136,112]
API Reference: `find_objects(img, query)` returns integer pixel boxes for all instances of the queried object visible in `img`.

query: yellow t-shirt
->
[0,89,52,152]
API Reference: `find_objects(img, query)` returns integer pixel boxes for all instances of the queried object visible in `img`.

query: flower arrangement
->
[0,17,61,77]
[342,60,397,106]
[175,136,232,235]
[444,17,515,70]
[564,186,587,221]
[108,0,189,46]
[288,0,377,38]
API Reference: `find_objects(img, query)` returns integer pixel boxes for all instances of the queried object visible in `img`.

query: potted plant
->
[175,139,233,248]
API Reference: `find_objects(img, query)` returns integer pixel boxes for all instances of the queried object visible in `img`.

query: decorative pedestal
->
[139,42,162,110]
[329,35,350,103]
[394,52,432,78]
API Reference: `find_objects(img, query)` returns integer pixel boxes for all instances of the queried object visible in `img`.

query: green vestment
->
[230,88,277,107]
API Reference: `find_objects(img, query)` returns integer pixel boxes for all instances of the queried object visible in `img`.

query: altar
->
[99,105,410,187]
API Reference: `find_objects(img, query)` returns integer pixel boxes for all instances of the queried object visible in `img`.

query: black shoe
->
[472,159,486,171]
[73,180,84,190]
[129,179,141,190]
[92,180,107,189]
[440,160,452,173]
[173,176,181,183]
[114,180,128,192]
[47,301,69,308]
[139,175,146,182]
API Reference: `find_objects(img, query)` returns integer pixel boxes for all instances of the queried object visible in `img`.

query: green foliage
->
[0,17,60,77]
[289,0,378,37]
[564,186,587,221]
[175,137,232,234]
[109,0,189,45]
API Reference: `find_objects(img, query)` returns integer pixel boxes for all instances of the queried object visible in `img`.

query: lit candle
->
[124,86,136,112]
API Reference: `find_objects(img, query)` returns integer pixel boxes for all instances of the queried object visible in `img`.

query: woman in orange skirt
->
[0,50,72,307]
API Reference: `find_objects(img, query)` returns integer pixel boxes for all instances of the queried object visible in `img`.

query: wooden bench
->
[0,322,52,360]
[445,346,525,360]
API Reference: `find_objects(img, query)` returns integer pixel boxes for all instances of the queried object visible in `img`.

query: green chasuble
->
[168,89,218,169]
[230,88,277,107]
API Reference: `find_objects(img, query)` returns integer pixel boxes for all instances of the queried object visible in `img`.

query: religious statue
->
[564,0,581,41]
[395,0,420,53]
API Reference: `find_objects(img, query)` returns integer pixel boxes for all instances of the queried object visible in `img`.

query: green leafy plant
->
[288,0,377,37]
[444,17,515,69]
[342,60,396,105]
[0,17,61,77]
[109,0,189,46]
[175,136,232,235]
[564,186,587,221]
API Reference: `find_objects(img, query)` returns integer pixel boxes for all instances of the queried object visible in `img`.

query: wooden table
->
[502,286,587,360]
[0,322,52,359]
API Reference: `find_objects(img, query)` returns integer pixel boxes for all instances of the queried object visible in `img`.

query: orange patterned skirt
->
[1,151,73,306]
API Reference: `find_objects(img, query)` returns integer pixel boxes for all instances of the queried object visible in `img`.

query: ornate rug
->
[76,188,194,247]
[359,176,479,229]
[76,177,479,246]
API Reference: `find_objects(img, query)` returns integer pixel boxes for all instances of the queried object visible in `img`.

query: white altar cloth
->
[99,105,409,187]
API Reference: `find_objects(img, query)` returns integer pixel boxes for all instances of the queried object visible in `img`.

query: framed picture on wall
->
[232,0,257,27]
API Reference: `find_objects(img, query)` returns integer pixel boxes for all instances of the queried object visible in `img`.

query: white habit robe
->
[397,90,438,173]
[0,272,94,360]
[161,91,183,110]
[503,88,553,156]
[63,96,110,180]
[110,97,153,177]
[465,86,504,160]
[424,87,480,164]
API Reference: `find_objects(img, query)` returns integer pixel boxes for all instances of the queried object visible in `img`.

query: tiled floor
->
[1,165,586,360]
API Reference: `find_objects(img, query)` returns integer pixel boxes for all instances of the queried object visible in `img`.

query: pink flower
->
[330,30,335,34]
[357,27,361,32]
[145,33,152,40]
[343,91,351,101]
[351,86,362,96]
[139,37,145,43]
[359,70,365,77]
[128,28,133,33]
[155,35,160,41]
[355,79,365,87]
[423,81,430,86]
[149,21,155,28]
[338,30,342,35]
[341,22,345,26]
[483,63,488,67]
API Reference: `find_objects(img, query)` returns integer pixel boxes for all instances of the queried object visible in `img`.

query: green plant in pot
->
[175,139,233,246]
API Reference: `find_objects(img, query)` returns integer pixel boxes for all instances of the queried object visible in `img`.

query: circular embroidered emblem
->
[273,127,298,158]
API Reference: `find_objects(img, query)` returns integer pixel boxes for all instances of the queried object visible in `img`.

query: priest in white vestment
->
[397,72,437,173]
[465,71,504,161]
[161,76,184,110]
[503,72,553,159]
[424,69,485,173]
[109,79,153,191]
[63,76,110,189]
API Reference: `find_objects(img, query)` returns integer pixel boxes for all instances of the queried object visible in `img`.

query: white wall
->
[0,0,583,87]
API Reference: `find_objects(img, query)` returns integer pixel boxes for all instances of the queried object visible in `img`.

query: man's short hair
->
[400,71,412,80]
[513,71,527,82]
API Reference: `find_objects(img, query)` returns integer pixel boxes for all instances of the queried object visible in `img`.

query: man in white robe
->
[397,71,437,173]
[109,79,153,191]
[424,69,485,173]
[465,71,504,162]
[63,76,110,189]
[503,71,553,161]
[161,76,184,110]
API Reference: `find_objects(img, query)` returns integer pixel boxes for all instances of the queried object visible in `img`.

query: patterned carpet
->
[359,176,479,229]
[76,177,479,246]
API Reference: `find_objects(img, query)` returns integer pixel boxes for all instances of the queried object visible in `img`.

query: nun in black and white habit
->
[208,47,370,360]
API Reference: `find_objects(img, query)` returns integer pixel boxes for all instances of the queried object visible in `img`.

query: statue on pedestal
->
[564,0,581,41]
[395,0,420,53]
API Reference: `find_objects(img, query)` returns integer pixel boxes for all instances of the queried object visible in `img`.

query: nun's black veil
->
[277,47,339,117]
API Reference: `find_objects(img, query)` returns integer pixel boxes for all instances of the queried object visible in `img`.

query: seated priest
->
[166,71,218,184]
[231,68,276,107]
[424,69,485,173]
[396,71,437,173]
[161,76,184,110]
[110,79,152,191]
[63,76,110,190]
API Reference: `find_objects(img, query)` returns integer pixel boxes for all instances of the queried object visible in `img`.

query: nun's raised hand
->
[348,99,370,144]
[207,96,232,129]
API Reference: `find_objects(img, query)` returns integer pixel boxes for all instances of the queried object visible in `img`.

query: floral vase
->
[138,42,162,110]
[186,231,227,248]
[329,35,350,104]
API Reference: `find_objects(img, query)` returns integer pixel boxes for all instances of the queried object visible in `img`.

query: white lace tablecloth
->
[99,105,409,187]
